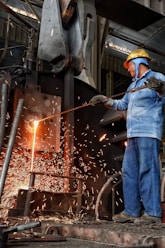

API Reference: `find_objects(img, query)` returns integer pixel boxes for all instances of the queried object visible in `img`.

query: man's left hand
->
[145,77,165,94]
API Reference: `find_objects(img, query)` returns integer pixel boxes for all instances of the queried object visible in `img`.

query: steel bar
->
[0,98,24,201]
[38,84,147,123]
[0,84,8,153]
[39,102,92,122]
[3,221,41,234]
[30,171,83,180]
[109,84,147,99]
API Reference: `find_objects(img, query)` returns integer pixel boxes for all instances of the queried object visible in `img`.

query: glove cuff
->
[104,98,114,107]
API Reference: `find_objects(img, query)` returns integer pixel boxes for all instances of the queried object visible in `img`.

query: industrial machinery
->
[0,0,127,224]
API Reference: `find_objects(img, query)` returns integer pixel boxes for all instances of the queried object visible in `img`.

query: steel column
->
[63,64,75,192]
[0,98,24,201]
[0,84,8,153]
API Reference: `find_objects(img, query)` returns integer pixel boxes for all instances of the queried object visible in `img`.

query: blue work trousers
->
[122,137,162,217]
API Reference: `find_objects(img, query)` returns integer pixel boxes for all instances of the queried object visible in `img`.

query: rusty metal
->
[30,171,83,181]
[45,226,59,235]
[60,0,78,28]
[23,171,83,216]
[40,225,67,241]
[0,98,24,201]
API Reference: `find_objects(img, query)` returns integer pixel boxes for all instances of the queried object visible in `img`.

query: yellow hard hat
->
[124,49,151,69]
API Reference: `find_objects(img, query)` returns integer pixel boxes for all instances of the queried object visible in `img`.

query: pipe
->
[3,221,41,233]
[1,221,40,248]
[0,98,24,201]
[95,172,121,221]
[0,84,8,153]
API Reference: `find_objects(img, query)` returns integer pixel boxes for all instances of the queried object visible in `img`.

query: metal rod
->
[0,98,24,201]
[3,220,41,233]
[30,171,83,180]
[2,220,41,247]
[109,84,147,99]
[38,84,147,123]
[39,102,92,122]
[0,84,8,153]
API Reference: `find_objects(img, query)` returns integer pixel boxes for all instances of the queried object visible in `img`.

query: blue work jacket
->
[110,70,165,141]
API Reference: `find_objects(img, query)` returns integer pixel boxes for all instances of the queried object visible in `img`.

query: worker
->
[89,49,165,223]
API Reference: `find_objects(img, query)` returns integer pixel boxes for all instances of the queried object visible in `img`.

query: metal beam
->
[0,1,38,31]
[24,0,41,22]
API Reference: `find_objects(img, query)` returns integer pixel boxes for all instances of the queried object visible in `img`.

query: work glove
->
[89,95,107,106]
[145,77,165,94]
[89,95,113,107]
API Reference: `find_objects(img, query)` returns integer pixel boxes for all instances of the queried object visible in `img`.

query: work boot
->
[134,214,161,224]
[112,212,138,223]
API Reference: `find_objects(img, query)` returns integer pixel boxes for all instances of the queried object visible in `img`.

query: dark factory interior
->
[0,0,165,247]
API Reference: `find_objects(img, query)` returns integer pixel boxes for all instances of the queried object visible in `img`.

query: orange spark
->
[99,133,107,142]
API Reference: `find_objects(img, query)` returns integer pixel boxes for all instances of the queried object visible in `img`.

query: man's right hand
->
[89,95,107,106]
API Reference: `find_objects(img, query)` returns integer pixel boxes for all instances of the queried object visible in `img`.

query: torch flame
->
[34,120,39,128]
